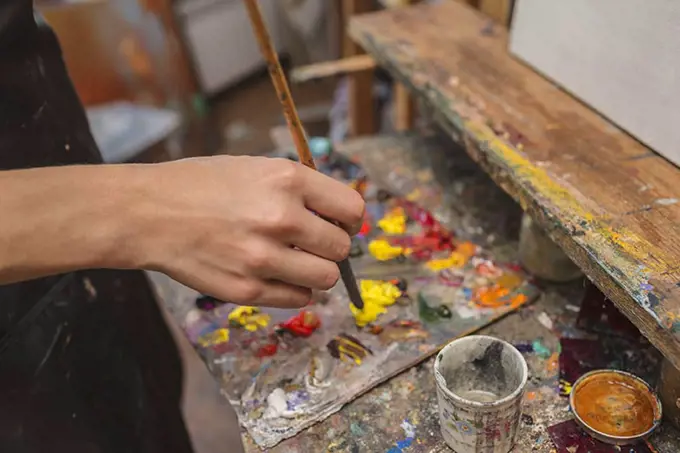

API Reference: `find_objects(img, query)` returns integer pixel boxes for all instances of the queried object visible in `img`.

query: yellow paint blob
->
[406,188,422,201]
[368,239,408,261]
[198,328,230,347]
[377,207,407,234]
[425,251,468,271]
[350,280,402,327]
[228,306,271,331]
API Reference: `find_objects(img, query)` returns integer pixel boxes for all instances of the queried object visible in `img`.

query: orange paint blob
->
[474,285,510,308]
[572,371,660,438]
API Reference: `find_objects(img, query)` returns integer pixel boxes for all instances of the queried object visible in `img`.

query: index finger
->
[299,165,365,235]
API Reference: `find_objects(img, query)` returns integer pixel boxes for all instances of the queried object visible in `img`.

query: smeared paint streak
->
[655,198,678,206]
[463,120,670,276]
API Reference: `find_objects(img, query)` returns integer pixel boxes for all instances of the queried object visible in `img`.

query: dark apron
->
[0,3,193,452]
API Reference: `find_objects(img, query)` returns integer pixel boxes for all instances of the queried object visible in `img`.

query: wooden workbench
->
[349,1,680,370]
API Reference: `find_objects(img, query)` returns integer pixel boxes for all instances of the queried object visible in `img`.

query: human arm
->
[0,156,364,307]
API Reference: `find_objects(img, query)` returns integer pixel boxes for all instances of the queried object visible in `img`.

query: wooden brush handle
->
[243,0,317,171]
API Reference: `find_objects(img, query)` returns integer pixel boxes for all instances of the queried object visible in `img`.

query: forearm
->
[0,155,365,309]
[0,165,149,284]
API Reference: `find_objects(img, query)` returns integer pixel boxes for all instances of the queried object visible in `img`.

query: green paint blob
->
[532,339,551,358]
[418,293,441,323]
[350,422,365,437]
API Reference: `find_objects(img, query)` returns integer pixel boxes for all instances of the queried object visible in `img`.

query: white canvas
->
[510,0,680,167]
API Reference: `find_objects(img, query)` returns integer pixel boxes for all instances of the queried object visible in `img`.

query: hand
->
[135,156,365,308]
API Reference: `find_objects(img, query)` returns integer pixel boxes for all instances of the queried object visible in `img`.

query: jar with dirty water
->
[434,335,528,453]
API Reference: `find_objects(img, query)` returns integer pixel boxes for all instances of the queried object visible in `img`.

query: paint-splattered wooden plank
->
[348,2,680,369]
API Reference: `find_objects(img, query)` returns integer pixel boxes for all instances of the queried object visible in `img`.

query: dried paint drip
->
[571,370,661,440]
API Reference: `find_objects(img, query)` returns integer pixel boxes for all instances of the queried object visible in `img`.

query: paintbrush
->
[243,0,365,310]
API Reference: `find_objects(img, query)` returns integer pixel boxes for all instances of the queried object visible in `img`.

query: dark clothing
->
[0,3,192,452]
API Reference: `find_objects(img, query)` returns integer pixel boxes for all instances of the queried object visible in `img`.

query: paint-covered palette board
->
[182,160,538,448]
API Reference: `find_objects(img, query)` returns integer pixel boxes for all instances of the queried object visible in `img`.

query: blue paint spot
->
[387,448,401,453]
[396,437,414,449]
[462,287,473,300]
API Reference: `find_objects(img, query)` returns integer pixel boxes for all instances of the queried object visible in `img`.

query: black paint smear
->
[647,292,661,309]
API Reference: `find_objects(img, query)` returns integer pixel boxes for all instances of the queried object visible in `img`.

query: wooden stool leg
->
[518,213,582,282]
[660,358,680,429]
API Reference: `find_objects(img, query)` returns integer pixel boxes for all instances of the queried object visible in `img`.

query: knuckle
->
[273,159,302,190]
[318,264,340,290]
[246,244,273,272]
[260,205,297,233]
[236,281,263,303]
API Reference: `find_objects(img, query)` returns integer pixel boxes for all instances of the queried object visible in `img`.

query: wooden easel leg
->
[393,1,416,131]
[394,83,415,131]
[343,0,376,137]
